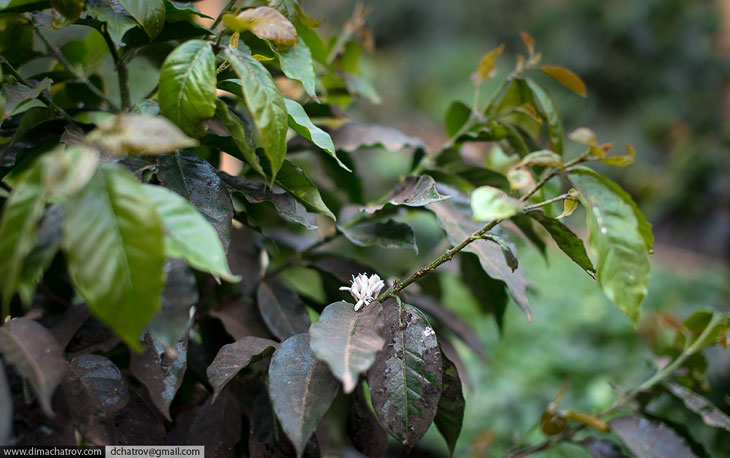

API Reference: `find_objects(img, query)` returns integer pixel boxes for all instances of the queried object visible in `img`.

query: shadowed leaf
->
[610,415,697,458]
[339,219,417,252]
[0,318,66,416]
[214,99,264,177]
[366,175,448,213]
[434,351,465,457]
[147,259,198,349]
[114,388,167,445]
[207,336,279,399]
[347,383,388,458]
[665,383,730,432]
[187,389,242,457]
[249,391,321,458]
[527,210,595,276]
[257,280,311,340]
[0,360,11,445]
[119,0,165,39]
[210,300,274,341]
[266,159,335,220]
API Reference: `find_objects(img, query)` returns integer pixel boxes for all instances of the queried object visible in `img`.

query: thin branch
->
[0,58,73,123]
[523,193,572,212]
[34,28,120,111]
[264,232,341,279]
[100,26,130,109]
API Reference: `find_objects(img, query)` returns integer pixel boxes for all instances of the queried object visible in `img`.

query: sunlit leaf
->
[85,114,198,155]
[119,0,165,39]
[539,65,587,97]
[309,301,385,393]
[471,185,523,221]
[224,6,297,48]
[516,150,562,168]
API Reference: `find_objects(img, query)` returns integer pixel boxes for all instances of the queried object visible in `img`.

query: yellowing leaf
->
[475,44,505,84]
[557,198,578,219]
[539,65,587,97]
[600,144,636,167]
[520,31,535,56]
[223,7,297,49]
[568,127,598,147]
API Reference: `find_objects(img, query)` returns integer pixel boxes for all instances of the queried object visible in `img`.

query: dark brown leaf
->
[610,415,697,458]
[207,336,279,399]
[227,228,263,298]
[434,351,465,457]
[187,390,242,458]
[256,280,311,340]
[0,359,11,445]
[147,259,198,350]
[347,383,388,458]
[114,388,167,445]
[210,300,274,340]
[49,305,91,350]
[249,391,321,458]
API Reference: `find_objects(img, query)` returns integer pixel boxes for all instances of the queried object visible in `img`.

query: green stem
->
[0,58,73,123]
[101,27,130,109]
[523,193,571,212]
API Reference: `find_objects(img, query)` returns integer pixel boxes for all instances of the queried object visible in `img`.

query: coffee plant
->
[0,1,728,457]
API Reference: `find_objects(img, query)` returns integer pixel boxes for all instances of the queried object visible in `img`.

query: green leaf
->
[51,0,84,26]
[434,351,465,457]
[276,38,316,99]
[268,0,299,21]
[366,174,448,213]
[269,333,339,458]
[665,382,730,432]
[16,204,63,307]
[339,219,417,252]
[142,184,239,282]
[256,280,311,340]
[214,99,265,177]
[268,159,335,220]
[0,166,45,310]
[207,336,279,400]
[85,114,198,155]
[569,167,650,325]
[460,253,509,331]
[367,299,443,447]
[444,100,472,138]
[39,146,99,200]
[284,98,348,170]
[223,6,297,48]
[119,0,165,39]
[610,416,697,458]
[527,210,595,276]
[471,185,523,221]
[2,78,51,119]
[525,78,564,155]
[225,48,288,183]
[62,165,165,351]
[485,234,519,272]
[157,151,233,251]
[0,318,66,417]
[309,301,385,393]
[159,40,216,138]
[516,150,562,168]
[86,0,138,47]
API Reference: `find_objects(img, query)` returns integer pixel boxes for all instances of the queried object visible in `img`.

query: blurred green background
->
[297,0,730,456]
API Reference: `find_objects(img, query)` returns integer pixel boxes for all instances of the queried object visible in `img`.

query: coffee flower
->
[340,273,385,312]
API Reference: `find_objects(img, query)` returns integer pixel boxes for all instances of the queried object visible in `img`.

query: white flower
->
[339,273,385,312]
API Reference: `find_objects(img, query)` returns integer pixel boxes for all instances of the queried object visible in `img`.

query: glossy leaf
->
[130,333,187,421]
[147,259,198,349]
[206,336,279,399]
[528,210,595,276]
[666,383,730,431]
[284,98,348,170]
[340,219,417,251]
[471,185,523,221]
[62,165,165,350]
[224,7,297,48]
[119,0,165,39]
[277,38,317,98]
[539,65,587,97]
[143,184,238,281]
[0,166,45,309]
[86,0,138,47]
[429,195,531,320]
[570,167,650,324]
[225,48,288,183]
[0,360,10,445]
[368,299,443,447]
[525,78,564,155]
[157,151,234,250]
[85,114,198,155]
[269,159,335,220]
[434,351,465,457]
[214,99,264,177]
[257,280,311,340]
[309,301,385,393]
[159,40,216,138]
[0,318,66,416]
[269,333,339,457]
[366,174,448,213]
[610,416,697,458]
[558,198,579,219]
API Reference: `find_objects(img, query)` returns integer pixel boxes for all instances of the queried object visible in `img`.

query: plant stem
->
[523,193,571,212]
[100,27,130,109]
[211,0,237,30]
[264,232,341,279]
[35,28,121,112]
[0,58,74,123]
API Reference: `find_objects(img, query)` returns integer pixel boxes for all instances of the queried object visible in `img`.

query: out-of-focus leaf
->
[516,150,562,168]
[471,185,523,221]
[474,44,505,84]
[333,123,425,152]
[214,99,264,177]
[557,197,578,219]
[309,301,385,393]
[460,252,509,331]
[339,219,417,252]
[268,0,298,21]
[445,100,472,138]
[224,7,297,48]
[520,31,535,56]
[525,78,564,155]
[158,151,233,250]
[269,333,339,457]
[568,127,598,147]
[226,228,263,298]
[17,204,64,306]
[211,300,274,341]
[666,383,730,431]
[434,351,465,457]
[62,166,165,351]
[159,40,216,138]
[39,146,99,199]
[2,79,51,119]
[85,114,198,155]
[143,184,238,281]
[538,65,587,97]
[130,333,187,421]
[249,390,321,458]
[164,1,212,21]
[206,336,279,399]
[257,280,311,340]
[366,175,448,213]
[511,214,547,256]
[62,354,130,444]
[187,389,242,456]
[367,299,442,447]
[610,415,697,458]
[147,259,197,349]
[527,210,595,276]
[570,167,651,325]
[0,166,45,309]
[0,318,66,416]
[86,0,138,47]
[486,234,519,272]
[347,383,388,458]
[284,99,348,170]
[225,48,288,183]
[682,311,730,350]
[507,168,532,191]
[600,144,636,167]
[268,159,335,220]
[0,360,10,445]
[429,194,530,320]
[581,438,626,458]
[275,38,316,98]
[114,388,167,446]
[119,0,165,39]
[51,0,84,26]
